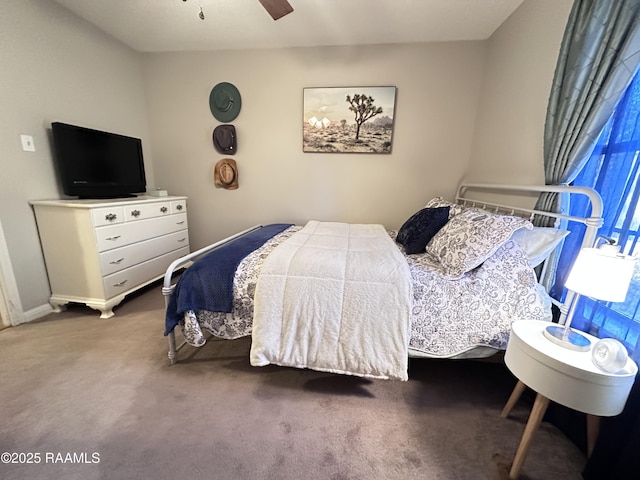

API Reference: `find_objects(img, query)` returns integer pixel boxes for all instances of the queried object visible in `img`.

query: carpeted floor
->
[0,283,586,480]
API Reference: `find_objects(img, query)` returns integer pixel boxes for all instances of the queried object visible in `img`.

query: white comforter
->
[249,221,413,381]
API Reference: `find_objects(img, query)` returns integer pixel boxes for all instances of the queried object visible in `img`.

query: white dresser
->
[31,196,190,318]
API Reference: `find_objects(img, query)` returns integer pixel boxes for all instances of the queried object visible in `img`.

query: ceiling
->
[51,0,525,53]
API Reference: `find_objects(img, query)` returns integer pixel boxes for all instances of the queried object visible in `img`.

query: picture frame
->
[303,86,397,154]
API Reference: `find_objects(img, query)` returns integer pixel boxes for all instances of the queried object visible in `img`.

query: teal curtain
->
[543,0,640,188]
[536,0,640,290]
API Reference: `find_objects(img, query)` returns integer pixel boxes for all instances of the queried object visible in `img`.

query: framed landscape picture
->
[303,86,397,153]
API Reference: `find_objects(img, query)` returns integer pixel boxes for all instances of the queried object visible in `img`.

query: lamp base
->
[543,325,592,352]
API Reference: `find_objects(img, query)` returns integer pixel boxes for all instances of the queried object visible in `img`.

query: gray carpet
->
[0,283,586,480]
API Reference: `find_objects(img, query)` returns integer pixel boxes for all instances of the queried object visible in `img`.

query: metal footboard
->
[163,224,263,364]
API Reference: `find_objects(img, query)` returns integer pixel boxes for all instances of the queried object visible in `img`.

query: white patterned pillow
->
[426,209,533,278]
[425,197,466,218]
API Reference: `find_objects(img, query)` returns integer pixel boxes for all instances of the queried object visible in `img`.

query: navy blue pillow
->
[396,206,450,254]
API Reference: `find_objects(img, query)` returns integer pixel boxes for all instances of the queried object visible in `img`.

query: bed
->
[162,183,604,380]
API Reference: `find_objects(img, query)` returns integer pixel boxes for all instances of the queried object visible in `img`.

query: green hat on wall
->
[209,82,242,122]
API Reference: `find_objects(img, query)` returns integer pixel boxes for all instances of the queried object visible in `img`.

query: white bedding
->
[249,221,412,381]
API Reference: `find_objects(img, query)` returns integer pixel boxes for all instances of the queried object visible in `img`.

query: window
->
[554,70,640,361]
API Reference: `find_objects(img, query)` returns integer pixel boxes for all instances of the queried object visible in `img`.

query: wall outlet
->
[20,134,35,152]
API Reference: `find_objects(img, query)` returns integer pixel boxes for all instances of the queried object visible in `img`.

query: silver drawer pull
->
[106,235,122,241]
[109,258,125,264]
[105,213,117,222]
[113,280,128,287]
[176,221,185,225]
[160,206,168,213]
[178,238,186,242]
[176,204,183,211]
[131,209,141,218]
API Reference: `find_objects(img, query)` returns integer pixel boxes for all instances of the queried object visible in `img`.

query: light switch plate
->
[20,134,35,152]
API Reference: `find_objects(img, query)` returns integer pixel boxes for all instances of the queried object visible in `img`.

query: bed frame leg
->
[168,331,177,365]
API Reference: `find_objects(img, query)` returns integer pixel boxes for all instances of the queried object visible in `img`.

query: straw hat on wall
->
[214,158,238,190]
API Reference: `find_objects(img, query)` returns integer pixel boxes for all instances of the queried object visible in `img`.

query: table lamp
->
[543,242,637,351]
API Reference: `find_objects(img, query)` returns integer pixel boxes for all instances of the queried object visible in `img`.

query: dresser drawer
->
[123,201,172,222]
[103,246,190,299]
[99,230,189,276]
[170,199,187,214]
[92,206,125,227]
[95,213,188,252]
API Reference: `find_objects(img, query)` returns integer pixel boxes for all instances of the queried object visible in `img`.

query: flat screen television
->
[51,122,147,199]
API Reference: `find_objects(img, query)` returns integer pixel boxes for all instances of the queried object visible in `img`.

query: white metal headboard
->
[456,183,603,248]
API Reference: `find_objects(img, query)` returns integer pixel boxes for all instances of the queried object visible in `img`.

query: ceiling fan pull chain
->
[181,0,205,20]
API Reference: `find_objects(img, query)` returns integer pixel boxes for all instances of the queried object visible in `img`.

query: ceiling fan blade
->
[258,0,294,20]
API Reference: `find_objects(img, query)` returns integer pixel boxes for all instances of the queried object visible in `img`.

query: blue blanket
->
[164,223,293,336]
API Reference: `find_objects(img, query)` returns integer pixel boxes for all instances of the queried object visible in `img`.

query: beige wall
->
[0,0,152,313]
[465,0,574,184]
[143,43,485,250]
[0,0,573,318]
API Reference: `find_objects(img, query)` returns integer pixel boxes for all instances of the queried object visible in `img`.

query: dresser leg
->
[509,393,550,479]
[502,380,527,418]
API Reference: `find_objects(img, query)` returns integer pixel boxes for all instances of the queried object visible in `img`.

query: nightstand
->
[501,320,637,479]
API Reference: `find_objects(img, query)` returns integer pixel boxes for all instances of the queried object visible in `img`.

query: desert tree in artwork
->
[346,93,383,141]
[303,86,396,153]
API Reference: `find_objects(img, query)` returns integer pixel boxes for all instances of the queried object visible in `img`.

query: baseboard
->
[19,303,55,325]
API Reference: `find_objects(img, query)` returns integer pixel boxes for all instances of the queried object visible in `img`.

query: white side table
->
[501,320,637,479]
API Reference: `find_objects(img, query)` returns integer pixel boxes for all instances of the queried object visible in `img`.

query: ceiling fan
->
[258,0,294,20]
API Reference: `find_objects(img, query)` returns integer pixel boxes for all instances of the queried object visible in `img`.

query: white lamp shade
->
[565,246,636,302]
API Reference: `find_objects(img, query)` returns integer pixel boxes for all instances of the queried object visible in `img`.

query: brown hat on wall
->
[214,158,238,190]
[213,124,237,154]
